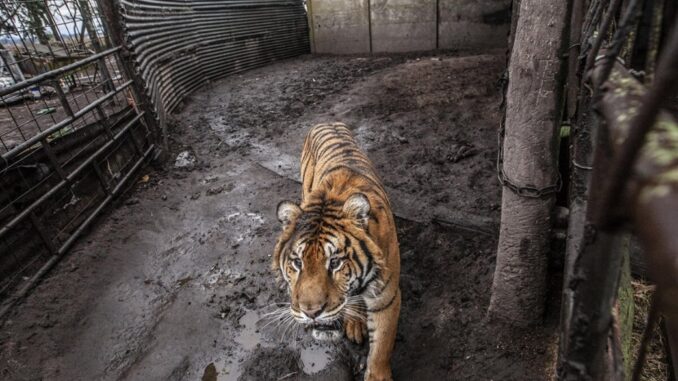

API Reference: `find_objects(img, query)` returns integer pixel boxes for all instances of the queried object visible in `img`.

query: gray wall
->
[371,0,437,53]
[309,0,370,54]
[308,0,511,54]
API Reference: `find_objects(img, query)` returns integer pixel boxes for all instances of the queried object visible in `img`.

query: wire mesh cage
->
[0,0,156,304]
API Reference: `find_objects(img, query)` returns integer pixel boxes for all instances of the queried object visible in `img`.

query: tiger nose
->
[301,303,326,319]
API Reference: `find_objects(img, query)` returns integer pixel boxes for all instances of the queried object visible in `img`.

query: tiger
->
[273,123,401,381]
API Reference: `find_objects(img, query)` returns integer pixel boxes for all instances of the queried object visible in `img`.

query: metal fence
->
[558,0,677,379]
[0,0,310,316]
[0,0,157,315]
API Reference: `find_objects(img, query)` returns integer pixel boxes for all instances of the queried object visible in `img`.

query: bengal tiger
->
[273,123,401,381]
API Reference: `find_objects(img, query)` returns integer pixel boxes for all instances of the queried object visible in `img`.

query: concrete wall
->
[439,0,511,49]
[308,0,511,54]
[309,0,370,54]
[370,0,436,53]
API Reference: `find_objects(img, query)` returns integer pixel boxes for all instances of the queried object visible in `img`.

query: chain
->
[496,122,563,199]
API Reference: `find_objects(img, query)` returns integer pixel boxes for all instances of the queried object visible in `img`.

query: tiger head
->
[273,193,382,339]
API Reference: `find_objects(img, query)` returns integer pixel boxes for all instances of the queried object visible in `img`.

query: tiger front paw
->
[344,317,367,345]
[365,366,393,381]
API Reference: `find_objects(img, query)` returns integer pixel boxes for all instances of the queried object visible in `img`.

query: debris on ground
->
[175,150,196,168]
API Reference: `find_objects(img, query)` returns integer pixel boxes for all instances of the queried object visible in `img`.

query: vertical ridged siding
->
[120,0,310,114]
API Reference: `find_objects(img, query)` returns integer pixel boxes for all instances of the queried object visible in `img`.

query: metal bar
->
[0,112,144,241]
[52,80,75,118]
[593,0,645,89]
[58,144,154,254]
[644,0,665,80]
[74,0,116,93]
[39,138,69,182]
[584,0,624,77]
[94,105,115,139]
[1,80,133,162]
[0,143,153,320]
[126,123,146,156]
[97,0,162,147]
[120,0,302,10]
[0,49,25,83]
[582,0,605,43]
[566,0,585,120]
[91,161,112,195]
[28,212,57,255]
[0,47,121,98]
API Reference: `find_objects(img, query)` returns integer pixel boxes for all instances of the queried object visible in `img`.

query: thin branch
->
[584,0,624,77]
[593,0,645,90]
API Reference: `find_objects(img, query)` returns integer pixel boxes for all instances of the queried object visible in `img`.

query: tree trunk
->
[488,0,568,325]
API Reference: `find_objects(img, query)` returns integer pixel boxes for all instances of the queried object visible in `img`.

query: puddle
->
[211,356,238,381]
[212,309,268,381]
[235,309,264,351]
[300,343,333,375]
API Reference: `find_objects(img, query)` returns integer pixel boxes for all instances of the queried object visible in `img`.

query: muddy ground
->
[0,51,558,380]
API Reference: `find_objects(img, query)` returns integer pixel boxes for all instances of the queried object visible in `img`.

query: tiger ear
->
[277,201,302,227]
[342,193,370,229]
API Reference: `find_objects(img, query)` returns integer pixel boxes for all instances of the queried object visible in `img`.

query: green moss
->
[617,239,635,377]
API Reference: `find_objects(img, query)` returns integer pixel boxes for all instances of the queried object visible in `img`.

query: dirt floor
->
[0,51,559,380]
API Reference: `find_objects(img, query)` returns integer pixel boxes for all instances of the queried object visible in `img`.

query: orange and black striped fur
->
[274,123,401,381]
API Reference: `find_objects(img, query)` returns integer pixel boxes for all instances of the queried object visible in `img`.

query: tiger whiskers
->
[280,315,299,343]
[342,295,367,322]
[258,304,295,333]
[260,305,290,317]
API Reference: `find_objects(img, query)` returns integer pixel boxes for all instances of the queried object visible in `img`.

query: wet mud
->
[1,52,558,380]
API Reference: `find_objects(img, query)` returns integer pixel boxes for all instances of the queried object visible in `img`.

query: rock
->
[174,151,196,168]
[201,363,218,381]
[203,175,220,184]
[206,186,225,196]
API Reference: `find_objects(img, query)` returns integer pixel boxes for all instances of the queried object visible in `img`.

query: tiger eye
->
[329,257,342,270]
[292,258,302,269]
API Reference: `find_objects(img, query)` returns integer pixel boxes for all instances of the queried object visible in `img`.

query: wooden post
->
[488,0,569,325]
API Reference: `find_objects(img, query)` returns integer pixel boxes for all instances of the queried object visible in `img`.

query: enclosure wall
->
[119,0,310,115]
[308,0,511,54]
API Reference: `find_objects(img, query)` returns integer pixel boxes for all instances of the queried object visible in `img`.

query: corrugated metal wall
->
[119,0,310,114]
